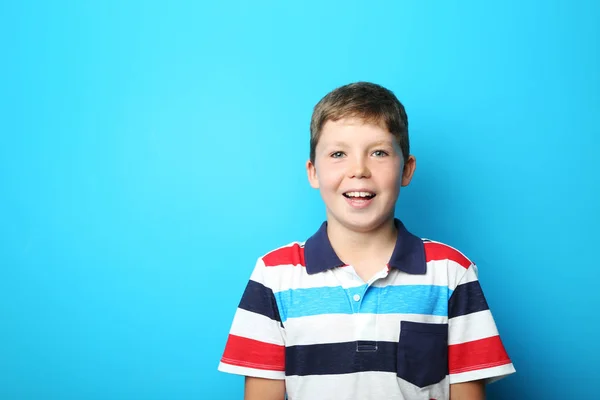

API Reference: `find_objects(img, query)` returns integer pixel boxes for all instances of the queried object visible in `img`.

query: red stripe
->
[262,243,306,267]
[449,335,511,374]
[424,242,472,269]
[221,334,285,371]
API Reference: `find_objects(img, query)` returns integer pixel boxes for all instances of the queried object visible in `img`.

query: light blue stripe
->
[274,285,449,322]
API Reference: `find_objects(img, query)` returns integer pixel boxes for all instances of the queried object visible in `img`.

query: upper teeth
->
[346,191,373,198]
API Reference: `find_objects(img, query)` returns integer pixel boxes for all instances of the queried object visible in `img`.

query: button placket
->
[355,285,377,352]
[348,286,366,313]
[332,267,365,314]
[355,268,389,353]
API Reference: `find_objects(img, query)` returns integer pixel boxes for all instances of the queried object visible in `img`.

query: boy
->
[218,82,515,399]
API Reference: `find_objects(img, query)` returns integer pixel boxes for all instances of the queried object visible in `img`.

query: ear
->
[306,159,320,189]
[401,155,416,187]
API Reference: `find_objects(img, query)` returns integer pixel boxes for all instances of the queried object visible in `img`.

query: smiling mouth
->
[343,191,376,199]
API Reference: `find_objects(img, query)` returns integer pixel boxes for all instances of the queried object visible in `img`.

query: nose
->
[347,155,371,178]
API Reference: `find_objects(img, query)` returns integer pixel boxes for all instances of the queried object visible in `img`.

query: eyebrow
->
[325,141,349,148]
[369,140,394,147]
[324,140,394,148]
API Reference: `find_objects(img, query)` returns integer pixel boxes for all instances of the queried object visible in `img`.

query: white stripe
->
[449,362,516,384]
[373,259,464,289]
[229,308,285,345]
[262,264,364,292]
[218,362,285,380]
[261,260,467,293]
[285,371,448,400]
[284,313,447,346]
[452,264,479,287]
[448,310,500,345]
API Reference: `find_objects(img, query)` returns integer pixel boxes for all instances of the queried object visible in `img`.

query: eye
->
[372,150,389,157]
[330,151,345,158]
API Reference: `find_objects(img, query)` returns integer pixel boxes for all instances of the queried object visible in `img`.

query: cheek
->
[375,165,403,189]
[317,165,344,189]
[319,175,340,191]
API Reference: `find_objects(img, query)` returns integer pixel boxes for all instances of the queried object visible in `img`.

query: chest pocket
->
[396,321,448,388]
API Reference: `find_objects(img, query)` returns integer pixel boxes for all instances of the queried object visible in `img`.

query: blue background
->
[1,1,598,399]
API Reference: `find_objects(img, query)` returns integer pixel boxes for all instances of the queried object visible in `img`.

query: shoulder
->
[259,241,307,267]
[250,241,307,291]
[421,239,479,290]
[422,239,475,270]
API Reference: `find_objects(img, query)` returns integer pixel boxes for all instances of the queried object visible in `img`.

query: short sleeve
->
[218,257,286,380]
[448,262,516,384]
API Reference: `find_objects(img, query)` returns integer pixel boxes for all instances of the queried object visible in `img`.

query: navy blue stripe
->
[286,341,398,376]
[239,280,281,322]
[448,280,489,318]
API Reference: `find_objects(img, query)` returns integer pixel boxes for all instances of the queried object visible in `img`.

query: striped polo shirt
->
[219,219,515,399]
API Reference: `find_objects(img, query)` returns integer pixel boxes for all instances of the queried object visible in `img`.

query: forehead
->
[319,117,394,145]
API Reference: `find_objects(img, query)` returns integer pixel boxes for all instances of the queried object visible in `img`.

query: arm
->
[446,256,515,395]
[450,380,485,400]
[218,258,288,395]
[245,377,285,400]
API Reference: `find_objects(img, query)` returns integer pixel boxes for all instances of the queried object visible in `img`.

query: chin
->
[338,214,393,233]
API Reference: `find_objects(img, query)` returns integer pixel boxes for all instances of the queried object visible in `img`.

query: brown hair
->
[309,82,409,164]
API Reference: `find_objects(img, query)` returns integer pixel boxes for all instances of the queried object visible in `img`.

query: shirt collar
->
[303,218,426,275]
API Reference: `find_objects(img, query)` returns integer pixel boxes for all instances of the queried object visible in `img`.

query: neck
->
[326,217,397,266]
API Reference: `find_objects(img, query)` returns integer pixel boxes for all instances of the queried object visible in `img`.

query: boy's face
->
[306,117,416,233]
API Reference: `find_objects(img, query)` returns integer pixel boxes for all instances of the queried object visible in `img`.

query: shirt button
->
[353,294,361,302]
